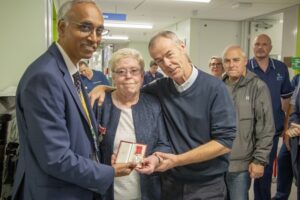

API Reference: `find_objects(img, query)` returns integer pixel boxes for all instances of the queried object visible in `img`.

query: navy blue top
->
[143,68,236,181]
[288,89,300,166]
[247,58,293,134]
[143,71,164,85]
[95,92,171,200]
[81,70,110,93]
[291,74,300,88]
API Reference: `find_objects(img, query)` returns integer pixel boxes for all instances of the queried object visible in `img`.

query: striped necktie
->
[72,71,99,162]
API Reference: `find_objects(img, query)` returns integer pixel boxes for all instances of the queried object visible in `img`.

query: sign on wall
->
[291,57,300,70]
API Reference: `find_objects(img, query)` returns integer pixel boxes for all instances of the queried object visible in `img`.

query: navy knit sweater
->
[143,68,236,181]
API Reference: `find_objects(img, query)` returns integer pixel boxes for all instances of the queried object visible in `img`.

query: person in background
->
[292,73,300,88]
[285,89,300,200]
[272,73,300,200]
[79,61,110,93]
[12,1,133,199]
[143,60,164,85]
[247,33,293,200]
[209,56,224,79]
[95,48,171,200]
[222,45,274,200]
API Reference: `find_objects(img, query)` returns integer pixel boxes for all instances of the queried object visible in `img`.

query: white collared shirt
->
[55,42,78,82]
[174,65,198,93]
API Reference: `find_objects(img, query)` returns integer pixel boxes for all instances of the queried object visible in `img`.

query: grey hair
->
[109,48,145,73]
[57,0,96,21]
[148,31,182,50]
[209,56,222,65]
[222,45,247,60]
[148,30,192,63]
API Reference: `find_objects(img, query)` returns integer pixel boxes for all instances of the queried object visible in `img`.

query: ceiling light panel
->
[104,22,153,29]
[103,35,129,40]
[173,0,211,3]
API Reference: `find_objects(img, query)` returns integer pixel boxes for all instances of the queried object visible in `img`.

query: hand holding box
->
[115,141,147,168]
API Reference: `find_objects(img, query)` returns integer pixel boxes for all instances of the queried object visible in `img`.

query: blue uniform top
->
[143,71,164,85]
[291,74,300,88]
[247,58,293,134]
[81,70,110,93]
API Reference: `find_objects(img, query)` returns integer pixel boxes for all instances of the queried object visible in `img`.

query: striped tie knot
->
[72,72,82,93]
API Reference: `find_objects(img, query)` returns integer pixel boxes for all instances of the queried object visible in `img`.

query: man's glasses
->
[113,68,142,77]
[69,21,109,37]
[210,63,222,68]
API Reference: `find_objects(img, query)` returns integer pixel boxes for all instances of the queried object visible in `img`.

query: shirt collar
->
[174,65,198,93]
[251,57,276,70]
[55,42,78,83]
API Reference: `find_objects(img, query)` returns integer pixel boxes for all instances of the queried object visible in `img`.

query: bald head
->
[57,0,99,22]
[223,45,246,59]
[252,34,272,60]
[254,34,272,46]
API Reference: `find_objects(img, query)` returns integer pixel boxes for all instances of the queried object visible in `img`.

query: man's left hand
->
[153,152,178,172]
[248,162,264,179]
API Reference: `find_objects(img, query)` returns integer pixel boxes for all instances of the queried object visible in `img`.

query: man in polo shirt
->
[247,33,293,200]
[143,60,164,85]
[79,61,110,93]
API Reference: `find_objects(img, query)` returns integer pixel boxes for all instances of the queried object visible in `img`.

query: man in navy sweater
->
[132,31,236,200]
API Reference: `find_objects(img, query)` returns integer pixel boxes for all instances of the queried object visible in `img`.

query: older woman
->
[208,56,224,79]
[95,48,171,200]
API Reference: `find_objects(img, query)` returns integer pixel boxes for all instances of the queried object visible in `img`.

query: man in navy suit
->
[12,1,134,199]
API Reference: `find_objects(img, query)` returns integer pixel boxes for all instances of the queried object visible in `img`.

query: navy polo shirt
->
[81,70,110,93]
[247,58,293,134]
[143,71,164,85]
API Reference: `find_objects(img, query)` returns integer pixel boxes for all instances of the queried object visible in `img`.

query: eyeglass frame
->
[112,68,143,77]
[65,20,110,37]
[209,63,223,68]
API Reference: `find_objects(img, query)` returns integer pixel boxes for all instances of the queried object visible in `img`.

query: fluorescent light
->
[232,2,252,9]
[104,22,153,29]
[174,0,211,2]
[103,35,129,40]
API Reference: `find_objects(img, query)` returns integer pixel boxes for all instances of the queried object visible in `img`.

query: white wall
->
[281,5,299,78]
[167,19,192,54]
[128,42,152,70]
[164,18,241,73]
[248,19,283,59]
[0,0,47,92]
[281,5,299,57]
[190,19,241,73]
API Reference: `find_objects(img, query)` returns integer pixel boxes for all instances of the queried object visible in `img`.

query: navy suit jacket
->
[12,43,114,200]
